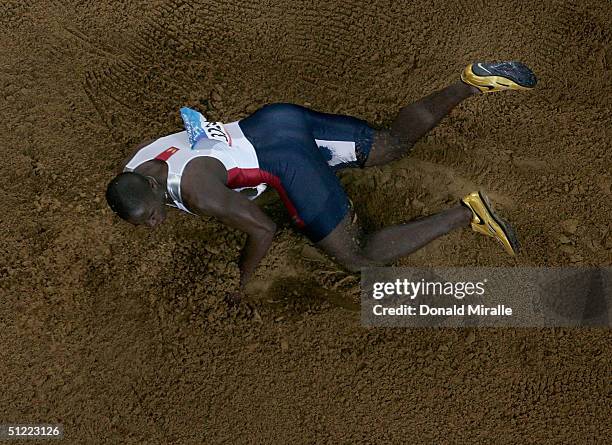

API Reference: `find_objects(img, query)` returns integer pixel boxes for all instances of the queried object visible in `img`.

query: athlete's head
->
[105,172,167,228]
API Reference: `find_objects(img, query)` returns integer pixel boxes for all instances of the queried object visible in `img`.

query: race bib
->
[180,107,231,148]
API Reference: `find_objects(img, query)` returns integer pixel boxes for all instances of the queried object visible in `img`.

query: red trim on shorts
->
[155,146,180,161]
[227,167,305,228]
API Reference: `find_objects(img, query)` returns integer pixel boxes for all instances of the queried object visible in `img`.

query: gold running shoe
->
[461,61,537,93]
[461,191,520,256]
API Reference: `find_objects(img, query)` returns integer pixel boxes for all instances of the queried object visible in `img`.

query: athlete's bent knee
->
[367,130,412,166]
[387,130,415,153]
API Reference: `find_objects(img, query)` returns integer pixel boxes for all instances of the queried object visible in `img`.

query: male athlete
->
[106,61,537,300]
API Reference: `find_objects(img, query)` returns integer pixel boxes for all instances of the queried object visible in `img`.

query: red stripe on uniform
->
[227,167,305,228]
[155,146,180,161]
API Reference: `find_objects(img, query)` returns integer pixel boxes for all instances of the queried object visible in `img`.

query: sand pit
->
[1,0,610,442]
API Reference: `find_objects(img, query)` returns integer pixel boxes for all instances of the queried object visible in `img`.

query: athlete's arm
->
[190,165,277,290]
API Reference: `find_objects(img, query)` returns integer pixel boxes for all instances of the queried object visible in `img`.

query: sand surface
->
[1,0,611,443]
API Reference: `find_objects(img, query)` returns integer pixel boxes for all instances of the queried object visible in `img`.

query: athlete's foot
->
[461,191,520,256]
[461,61,537,93]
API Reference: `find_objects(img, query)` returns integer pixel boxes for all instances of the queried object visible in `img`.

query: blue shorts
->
[238,103,375,242]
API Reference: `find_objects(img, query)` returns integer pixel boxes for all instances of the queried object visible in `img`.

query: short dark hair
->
[105,172,153,220]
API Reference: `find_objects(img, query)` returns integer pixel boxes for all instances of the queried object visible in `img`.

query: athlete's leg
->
[245,104,496,265]
[366,60,538,167]
[315,205,472,272]
[365,81,478,166]
[242,104,519,266]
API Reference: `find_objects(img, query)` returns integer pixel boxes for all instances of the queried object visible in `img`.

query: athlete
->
[106,61,537,302]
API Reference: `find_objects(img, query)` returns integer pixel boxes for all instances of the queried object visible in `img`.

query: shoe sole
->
[478,191,521,255]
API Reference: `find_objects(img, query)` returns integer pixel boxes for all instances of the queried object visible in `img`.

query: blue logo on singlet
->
[180,107,208,148]
[180,107,230,149]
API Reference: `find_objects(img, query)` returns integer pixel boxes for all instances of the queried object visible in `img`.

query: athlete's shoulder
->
[117,139,155,174]
[182,158,232,215]
[118,132,190,173]
[186,155,228,182]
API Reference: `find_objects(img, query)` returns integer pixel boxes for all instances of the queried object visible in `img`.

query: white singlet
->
[123,121,267,215]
